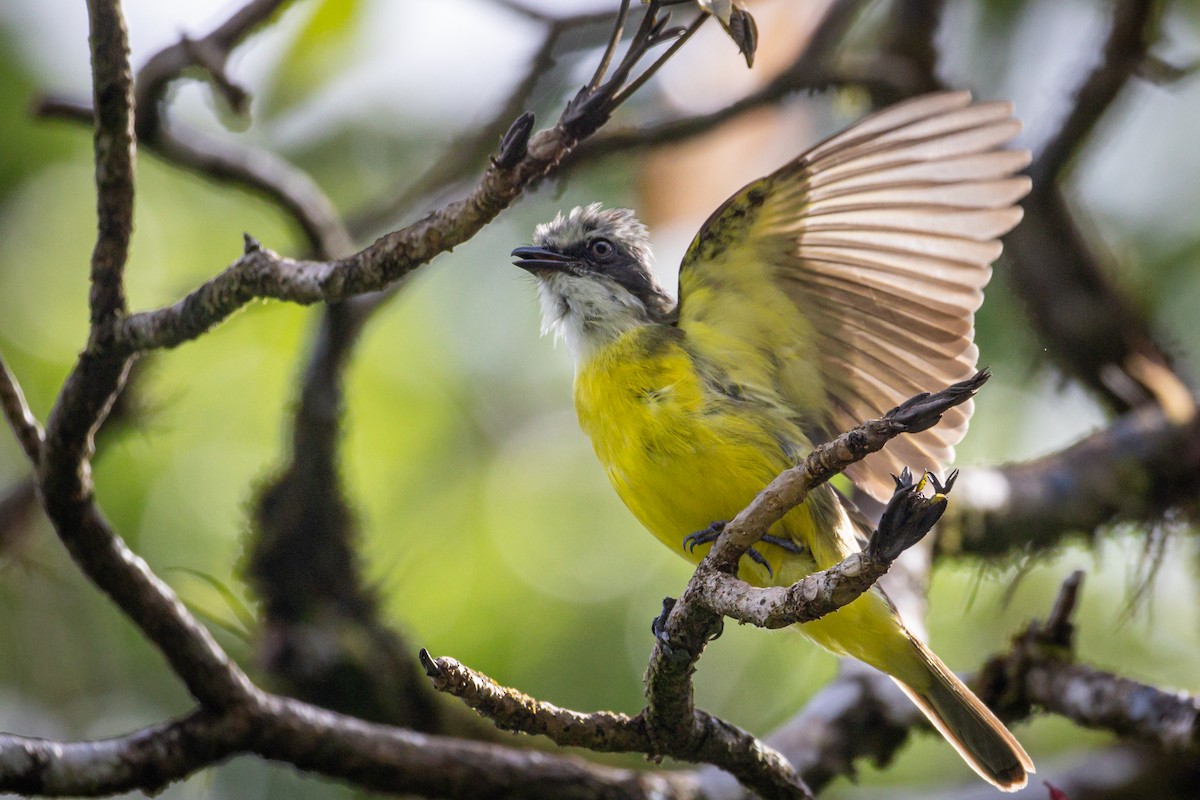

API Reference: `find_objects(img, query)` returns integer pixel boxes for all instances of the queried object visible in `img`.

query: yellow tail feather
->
[894,637,1034,792]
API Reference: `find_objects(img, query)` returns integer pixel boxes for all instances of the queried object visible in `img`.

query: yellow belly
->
[573,326,920,675]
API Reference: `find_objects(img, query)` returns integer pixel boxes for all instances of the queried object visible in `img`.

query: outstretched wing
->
[676,92,1030,502]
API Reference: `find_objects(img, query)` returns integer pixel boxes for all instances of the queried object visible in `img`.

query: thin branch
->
[133,0,292,136]
[85,0,135,329]
[0,354,45,464]
[588,0,630,92]
[344,7,611,239]
[569,0,870,166]
[1033,0,1162,185]
[36,0,348,259]
[609,12,706,107]
[36,0,257,714]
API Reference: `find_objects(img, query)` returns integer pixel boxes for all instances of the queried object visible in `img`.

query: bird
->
[511,91,1034,791]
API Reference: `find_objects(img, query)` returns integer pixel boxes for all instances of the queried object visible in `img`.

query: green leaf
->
[165,566,257,637]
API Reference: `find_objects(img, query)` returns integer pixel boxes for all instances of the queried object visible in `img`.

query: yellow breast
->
[573,325,848,579]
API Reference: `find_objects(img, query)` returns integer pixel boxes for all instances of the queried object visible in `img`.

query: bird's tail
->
[893,636,1034,792]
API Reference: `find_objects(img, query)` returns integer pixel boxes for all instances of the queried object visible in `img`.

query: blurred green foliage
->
[1,2,1199,798]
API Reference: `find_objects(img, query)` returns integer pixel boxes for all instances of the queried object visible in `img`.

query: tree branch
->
[0,354,44,464]
[133,0,292,139]
[85,0,135,329]
[421,650,808,800]
[1006,0,1184,414]
[1032,0,1163,185]
[0,695,691,799]
[569,0,870,166]
[420,377,983,800]
[939,406,1200,558]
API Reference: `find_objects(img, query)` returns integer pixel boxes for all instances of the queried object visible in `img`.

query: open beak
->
[511,246,575,273]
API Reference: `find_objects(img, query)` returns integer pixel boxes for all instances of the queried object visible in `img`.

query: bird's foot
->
[683,521,807,579]
[867,467,957,562]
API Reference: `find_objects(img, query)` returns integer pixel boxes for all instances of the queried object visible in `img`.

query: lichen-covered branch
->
[939,406,1200,558]
[420,651,649,751]
[0,694,691,800]
[1026,662,1200,757]
[420,650,807,800]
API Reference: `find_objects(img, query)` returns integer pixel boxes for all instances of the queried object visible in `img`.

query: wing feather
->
[676,92,1029,501]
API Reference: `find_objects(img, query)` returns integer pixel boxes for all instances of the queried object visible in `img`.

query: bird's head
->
[512,203,675,364]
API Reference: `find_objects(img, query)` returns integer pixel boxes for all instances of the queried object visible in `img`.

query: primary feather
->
[676,91,1031,500]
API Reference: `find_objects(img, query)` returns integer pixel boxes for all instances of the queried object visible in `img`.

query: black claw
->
[682,522,804,578]
[683,520,726,554]
[744,545,773,578]
[493,111,535,169]
[760,534,806,555]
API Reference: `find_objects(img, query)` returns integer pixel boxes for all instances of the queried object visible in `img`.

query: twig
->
[1033,0,1162,184]
[569,0,870,165]
[0,354,45,464]
[133,0,292,138]
[345,7,611,239]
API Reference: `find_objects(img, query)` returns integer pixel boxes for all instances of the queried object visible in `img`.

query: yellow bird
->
[512,92,1033,791]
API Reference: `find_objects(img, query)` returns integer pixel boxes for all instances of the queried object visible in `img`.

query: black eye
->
[589,238,615,260]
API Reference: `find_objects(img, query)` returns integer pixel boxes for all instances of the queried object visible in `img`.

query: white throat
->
[536,273,650,366]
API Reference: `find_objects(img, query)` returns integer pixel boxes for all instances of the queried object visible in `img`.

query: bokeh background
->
[1,0,1199,797]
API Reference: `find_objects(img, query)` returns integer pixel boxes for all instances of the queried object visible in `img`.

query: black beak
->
[511,245,574,273]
